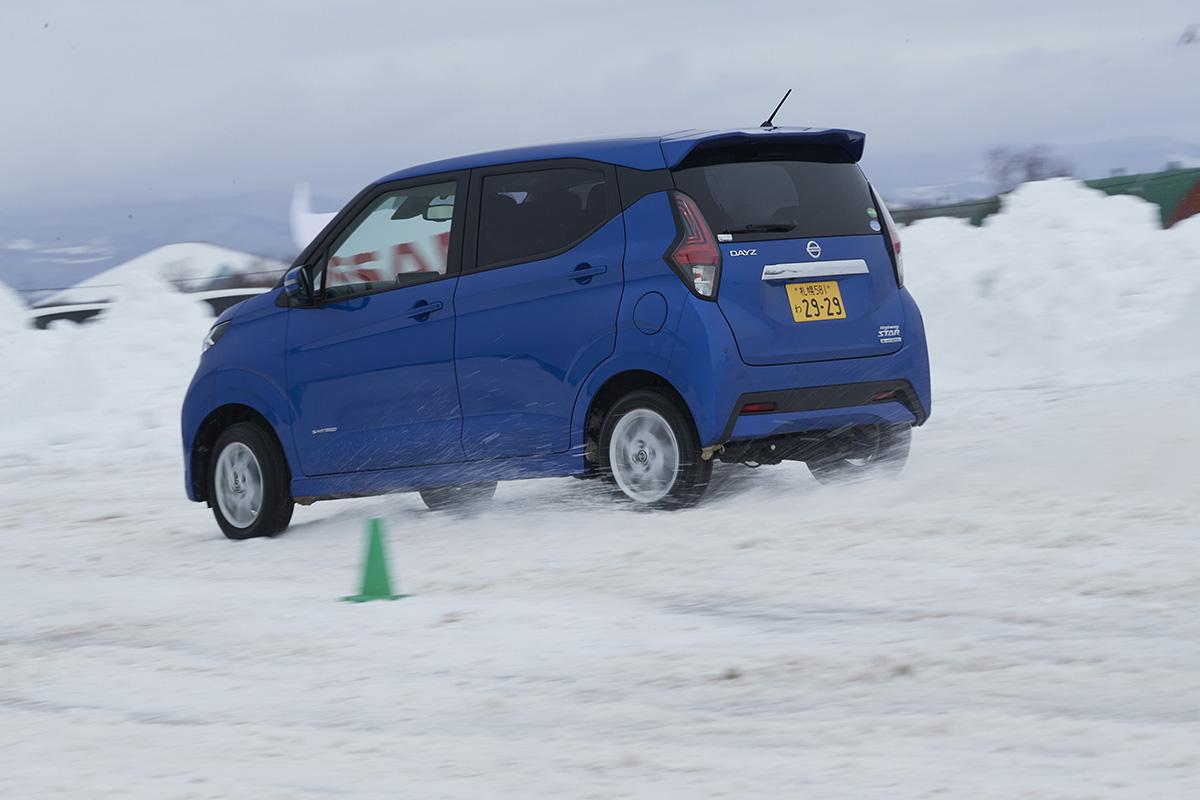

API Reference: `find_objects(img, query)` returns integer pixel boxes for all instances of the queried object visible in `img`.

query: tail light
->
[873,189,904,287]
[667,191,721,298]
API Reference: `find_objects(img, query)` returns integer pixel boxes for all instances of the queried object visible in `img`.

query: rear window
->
[672,159,877,239]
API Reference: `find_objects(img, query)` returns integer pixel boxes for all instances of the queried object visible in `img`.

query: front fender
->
[181,366,299,501]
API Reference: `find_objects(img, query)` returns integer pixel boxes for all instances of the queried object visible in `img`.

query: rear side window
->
[672,158,876,239]
[476,167,612,268]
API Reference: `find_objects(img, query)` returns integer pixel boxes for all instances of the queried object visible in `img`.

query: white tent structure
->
[290,183,336,252]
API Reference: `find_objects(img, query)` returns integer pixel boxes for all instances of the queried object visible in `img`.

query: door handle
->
[569,263,607,284]
[402,300,443,320]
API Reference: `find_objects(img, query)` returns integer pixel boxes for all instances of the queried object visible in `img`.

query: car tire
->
[598,389,711,509]
[419,482,498,511]
[208,422,294,540]
[807,423,912,485]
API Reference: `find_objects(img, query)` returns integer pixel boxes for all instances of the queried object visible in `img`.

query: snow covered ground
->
[1,181,1198,798]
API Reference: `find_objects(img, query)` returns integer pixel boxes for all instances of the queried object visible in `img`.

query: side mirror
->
[283,265,314,302]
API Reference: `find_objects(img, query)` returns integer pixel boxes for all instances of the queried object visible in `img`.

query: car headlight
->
[202,321,230,353]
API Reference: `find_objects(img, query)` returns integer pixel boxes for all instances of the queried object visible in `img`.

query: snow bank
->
[36,242,286,306]
[0,279,26,339]
[2,179,1196,478]
[904,179,1200,388]
[0,273,212,483]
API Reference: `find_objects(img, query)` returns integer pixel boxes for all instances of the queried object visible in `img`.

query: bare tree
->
[985,146,1074,193]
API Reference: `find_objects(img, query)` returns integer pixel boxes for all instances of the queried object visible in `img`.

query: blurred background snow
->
[1,180,1198,798]
[2,1,1199,796]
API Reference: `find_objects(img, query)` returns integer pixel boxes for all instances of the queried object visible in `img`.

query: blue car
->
[182,126,930,538]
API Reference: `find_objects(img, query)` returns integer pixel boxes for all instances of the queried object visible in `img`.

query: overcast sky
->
[1,0,1197,211]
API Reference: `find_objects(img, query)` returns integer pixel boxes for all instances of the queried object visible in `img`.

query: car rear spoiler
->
[659,127,866,169]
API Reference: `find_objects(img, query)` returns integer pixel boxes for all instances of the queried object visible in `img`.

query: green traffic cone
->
[342,518,408,602]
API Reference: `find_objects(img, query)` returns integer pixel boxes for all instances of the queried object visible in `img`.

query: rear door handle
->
[402,300,443,320]
[570,263,607,284]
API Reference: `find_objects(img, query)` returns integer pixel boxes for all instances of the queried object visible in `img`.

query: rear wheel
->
[419,482,498,511]
[807,423,912,485]
[598,389,711,509]
[208,422,294,539]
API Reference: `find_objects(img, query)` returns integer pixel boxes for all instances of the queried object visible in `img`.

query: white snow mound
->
[0,279,27,341]
[36,242,285,307]
[904,178,1200,387]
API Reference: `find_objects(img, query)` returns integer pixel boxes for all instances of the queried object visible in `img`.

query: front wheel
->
[807,423,912,485]
[598,389,711,509]
[208,422,294,539]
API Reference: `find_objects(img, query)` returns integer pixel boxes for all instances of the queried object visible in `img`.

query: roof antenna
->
[760,89,792,129]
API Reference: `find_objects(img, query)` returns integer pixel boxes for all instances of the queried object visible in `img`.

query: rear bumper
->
[667,288,931,447]
[721,379,924,442]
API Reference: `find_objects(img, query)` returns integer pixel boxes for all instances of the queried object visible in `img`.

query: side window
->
[476,167,612,269]
[324,180,457,298]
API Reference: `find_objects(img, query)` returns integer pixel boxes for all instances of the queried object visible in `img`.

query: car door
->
[286,174,467,476]
[454,161,624,460]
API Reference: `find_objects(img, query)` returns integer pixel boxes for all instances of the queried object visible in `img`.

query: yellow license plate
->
[786,281,847,322]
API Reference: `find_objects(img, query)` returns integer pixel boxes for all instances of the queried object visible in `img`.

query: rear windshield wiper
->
[719,223,796,235]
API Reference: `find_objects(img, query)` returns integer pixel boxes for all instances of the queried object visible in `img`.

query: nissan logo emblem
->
[806,241,821,259]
